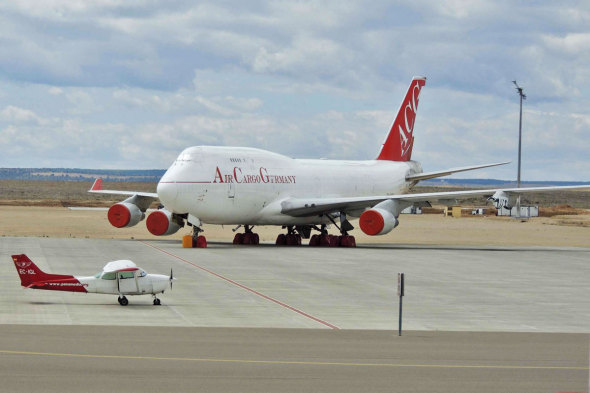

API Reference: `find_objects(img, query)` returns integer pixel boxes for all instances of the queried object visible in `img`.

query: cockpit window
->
[138,270,147,277]
[119,271,135,279]
[101,272,116,280]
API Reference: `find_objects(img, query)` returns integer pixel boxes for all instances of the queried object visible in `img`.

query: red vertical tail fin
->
[12,254,49,287]
[12,254,73,288]
[377,76,426,161]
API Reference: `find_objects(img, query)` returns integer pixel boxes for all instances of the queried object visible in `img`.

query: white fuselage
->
[157,146,423,225]
[77,272,170,296]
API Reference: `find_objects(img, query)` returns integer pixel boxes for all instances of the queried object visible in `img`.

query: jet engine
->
[359,208,399,236]
[146,209,181,236]
[108,203,145,228]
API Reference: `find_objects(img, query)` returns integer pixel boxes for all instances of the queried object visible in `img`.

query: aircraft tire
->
[329,235,339,247]
[153,299,161,306]
[340,235,356,248]
[233,233,244,245]
[243,233,259,245]
[309,234,319,246]
[286,234,299,246]
[319,234,331,247]
[120,296,128,306]
[275,234,286,245]
[196,235,207,248]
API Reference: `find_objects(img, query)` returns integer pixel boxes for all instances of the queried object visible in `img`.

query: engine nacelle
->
[359,208,399,236]
[488,191,518,209]
[107,203,145,228]
[146,209,181,236]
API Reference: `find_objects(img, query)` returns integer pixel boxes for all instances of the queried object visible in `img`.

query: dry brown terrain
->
[1,180,589,208]
[1,206,589,247]
[0,180,589,247]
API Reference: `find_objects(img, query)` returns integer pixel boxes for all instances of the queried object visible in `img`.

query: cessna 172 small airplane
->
[90,76,589,247]
[12,254,173,306]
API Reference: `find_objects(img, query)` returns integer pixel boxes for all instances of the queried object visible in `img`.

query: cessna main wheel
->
[118,296,129,306]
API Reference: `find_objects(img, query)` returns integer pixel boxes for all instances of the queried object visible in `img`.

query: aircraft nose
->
[157,181,178,205]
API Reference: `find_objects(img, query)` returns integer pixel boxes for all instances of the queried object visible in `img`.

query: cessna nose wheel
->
[118,296,128,306]
[153,298,161,306]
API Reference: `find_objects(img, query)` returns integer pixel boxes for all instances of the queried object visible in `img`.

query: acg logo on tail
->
[398,80,423,158]
[376,76,425,162]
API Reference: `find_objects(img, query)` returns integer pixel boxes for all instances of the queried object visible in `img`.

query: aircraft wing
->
[281,185,590,217]
[103,260,138,272]
[88,178,158,211]
[88,178,158,198]
[405,162,510,182]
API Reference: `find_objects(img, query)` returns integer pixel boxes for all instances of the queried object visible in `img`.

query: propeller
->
[170,268,173,290]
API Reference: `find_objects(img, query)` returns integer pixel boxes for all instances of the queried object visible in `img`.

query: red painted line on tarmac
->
[139,241,339,330]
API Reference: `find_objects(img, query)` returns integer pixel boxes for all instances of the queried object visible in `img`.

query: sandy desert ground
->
[1,206,589,247]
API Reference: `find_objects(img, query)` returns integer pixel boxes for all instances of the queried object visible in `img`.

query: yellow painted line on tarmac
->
[1,350,588,371]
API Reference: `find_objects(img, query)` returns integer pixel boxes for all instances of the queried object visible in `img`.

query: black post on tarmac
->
[398,273,405,336]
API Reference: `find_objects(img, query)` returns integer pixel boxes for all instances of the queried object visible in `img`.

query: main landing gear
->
[275,226,302,246]
[117,296,129,306]
[233,225,260,245]
[308,225,356,248]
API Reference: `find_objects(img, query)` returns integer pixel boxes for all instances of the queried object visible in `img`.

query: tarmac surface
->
[1,237,589,392]
[1,325,588,393]
[1,237,589,332]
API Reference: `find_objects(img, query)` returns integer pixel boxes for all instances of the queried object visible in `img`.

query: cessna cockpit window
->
[119,271,135,279]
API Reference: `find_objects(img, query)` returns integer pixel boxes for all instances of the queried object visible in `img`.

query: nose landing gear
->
[191,227,207,248]
[117,296,128,306]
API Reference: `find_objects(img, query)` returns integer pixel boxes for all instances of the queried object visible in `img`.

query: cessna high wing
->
[90,76,589,247]
[12,254,173,306]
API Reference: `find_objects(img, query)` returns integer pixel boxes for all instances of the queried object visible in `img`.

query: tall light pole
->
[513,80,526,217]
[513,80,526,188]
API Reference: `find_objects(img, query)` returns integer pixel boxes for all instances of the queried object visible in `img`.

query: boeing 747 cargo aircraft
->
[90,77,588,247]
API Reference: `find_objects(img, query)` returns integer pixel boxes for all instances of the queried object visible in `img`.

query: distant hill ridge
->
[1,168,588,186]
[0,168,166,182]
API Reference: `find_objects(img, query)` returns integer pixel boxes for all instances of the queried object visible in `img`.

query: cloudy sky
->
[1,0,589,181]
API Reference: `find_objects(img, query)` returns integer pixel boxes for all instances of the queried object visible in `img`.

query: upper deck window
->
[177,152,192,162]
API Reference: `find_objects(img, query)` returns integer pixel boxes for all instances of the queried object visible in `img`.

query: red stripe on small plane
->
[29,278,88,293]
[140,241,340,330]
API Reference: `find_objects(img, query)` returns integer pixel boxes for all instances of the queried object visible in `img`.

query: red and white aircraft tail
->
[12,254,84,291]
[377,76,426,161]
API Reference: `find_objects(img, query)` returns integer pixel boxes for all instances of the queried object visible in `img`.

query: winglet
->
[90,178,103,191]
[377,76,426,161]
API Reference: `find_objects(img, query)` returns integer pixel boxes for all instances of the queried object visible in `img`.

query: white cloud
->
[0,1,588,180]
[542,32,590,54]
[0,106,43,125]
